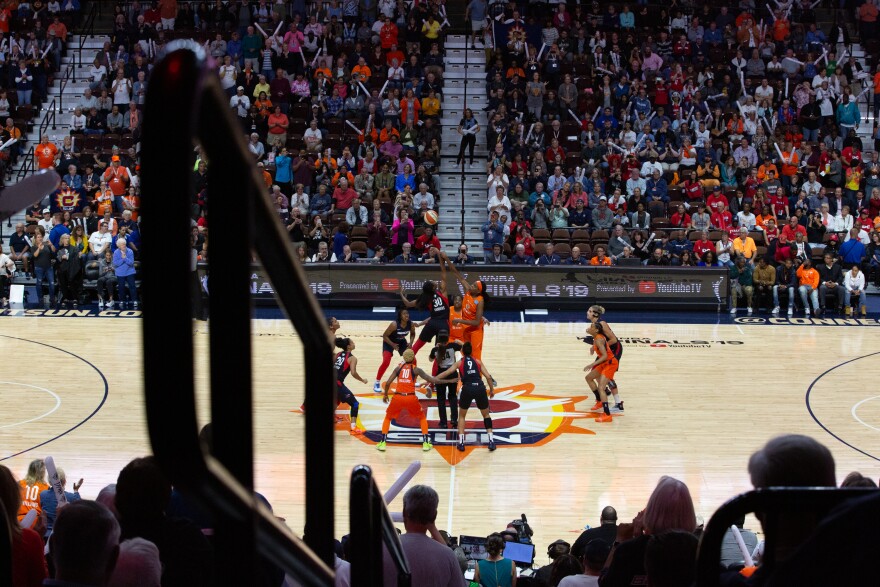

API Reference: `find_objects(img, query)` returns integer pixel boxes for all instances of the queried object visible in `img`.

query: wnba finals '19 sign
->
[332,383,598,464]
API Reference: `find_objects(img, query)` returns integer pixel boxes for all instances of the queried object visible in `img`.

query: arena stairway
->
[437,34,489,257]
[1,33,110,247]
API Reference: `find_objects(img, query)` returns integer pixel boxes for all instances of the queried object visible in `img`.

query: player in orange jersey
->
[377,349,449,452]
[448,295,466,343]
[584,322,618,423]
[445,255,488,361]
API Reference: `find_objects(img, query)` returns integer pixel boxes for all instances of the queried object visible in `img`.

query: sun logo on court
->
[336,383,595,464]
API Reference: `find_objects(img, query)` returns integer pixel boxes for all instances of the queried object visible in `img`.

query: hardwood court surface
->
[2,316,879,561]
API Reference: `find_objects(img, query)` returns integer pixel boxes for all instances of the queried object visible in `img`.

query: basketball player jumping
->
[334,337,368,435]
[378,349,449,452]
[374,307,416,393]
[398,247,451,356]
[445,255,487,361]
[584,322,618,423]
[436,342,497,452]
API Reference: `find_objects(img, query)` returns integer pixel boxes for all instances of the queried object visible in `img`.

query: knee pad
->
[483,417,492,430]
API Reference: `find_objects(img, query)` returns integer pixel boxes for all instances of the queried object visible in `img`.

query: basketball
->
[424,210,439,225]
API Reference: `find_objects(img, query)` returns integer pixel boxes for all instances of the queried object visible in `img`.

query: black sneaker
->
[457,441,465,452]
[616,401,624,411]
[488,439,496,451]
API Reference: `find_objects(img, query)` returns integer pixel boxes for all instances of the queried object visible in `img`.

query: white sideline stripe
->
[447,465,456,534]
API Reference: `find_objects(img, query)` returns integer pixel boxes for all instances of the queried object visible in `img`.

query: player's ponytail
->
[590,305,605,316]
[462,342,473,356]
[334,337,350,350]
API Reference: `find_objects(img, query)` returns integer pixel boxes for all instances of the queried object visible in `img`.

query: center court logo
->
[333,383,596,464]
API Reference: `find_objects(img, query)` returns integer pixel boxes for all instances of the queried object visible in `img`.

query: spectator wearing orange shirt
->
[797,257,820,315]
[121,186,141,221]
[590,245,612,266]
[35,135,58,170]
[102,156,133,214]
[351,58,372,82]
[17,459,49,523]
[733,227,757,264]
[95,181,115,216]
[266,105,288,149]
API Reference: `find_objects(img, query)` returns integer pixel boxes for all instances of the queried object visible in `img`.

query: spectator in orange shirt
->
[797,257,820,314]
[590,245,612,266]
[35,135,58,170]
[266,105,288,149]
[17,459,49,523]
[257,161,273,188]
[351,57,372,82]
[733,227,758,264]
[95,181,115,216]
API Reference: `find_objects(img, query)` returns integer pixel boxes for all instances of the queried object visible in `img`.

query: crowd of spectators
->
[190,0,451,264]
[464,0,880,299]
[4,433,877,586]
[5,0,456,307]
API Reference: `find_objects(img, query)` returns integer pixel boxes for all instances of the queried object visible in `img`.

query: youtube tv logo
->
[638,281,657,294]
[381,278,400,291]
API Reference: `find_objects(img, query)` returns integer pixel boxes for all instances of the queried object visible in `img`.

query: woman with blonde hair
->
[602,476,697,587]
[1,464,48,583]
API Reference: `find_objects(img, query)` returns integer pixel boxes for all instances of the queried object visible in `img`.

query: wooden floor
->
[2,316,879,564]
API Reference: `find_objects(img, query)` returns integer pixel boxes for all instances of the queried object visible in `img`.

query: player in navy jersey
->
[436,342,497,452]
[428,330,462,429]
[374,307,416,393]
[399,247,451,356]
[334,337,368,435]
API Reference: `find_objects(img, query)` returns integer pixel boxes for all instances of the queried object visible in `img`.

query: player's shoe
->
[377,440,386,451]
[457,441,466,452]
[349,428,364,436]
[373,380,382,393]
[772,306,779,315]
[422,441,432,451]
[615,401,624,412]
[487,439,496,451]
[589,401,604,413]
[596,414,613,423]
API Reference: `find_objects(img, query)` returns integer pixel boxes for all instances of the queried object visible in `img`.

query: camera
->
[508,514,534,544]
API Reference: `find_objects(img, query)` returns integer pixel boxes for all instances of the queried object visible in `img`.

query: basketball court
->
[2,313,878,562]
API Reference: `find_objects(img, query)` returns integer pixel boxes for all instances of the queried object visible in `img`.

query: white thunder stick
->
[20,509,38,529]
[0,137,18,151]
[255,22,269,38]
[378,79,389,97]
[345,120,363,135]
[766,5,776,21]
[525,122,535,142]
[537,43,546,61]
[41,43,51,59]
[310,47,321,67]
[647,110,656,122]
[814,48,827,66]
[774,141,787,163]
[785,77,789,97]
[595,67,614,75]
[383,461,422,504]
[592,106,601,121]
[568,108,581,122]
[45,456,68,508]
[272,21,283,38]
[761,116,772,132]
[357,80,371,96]
[731,525,755,566]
